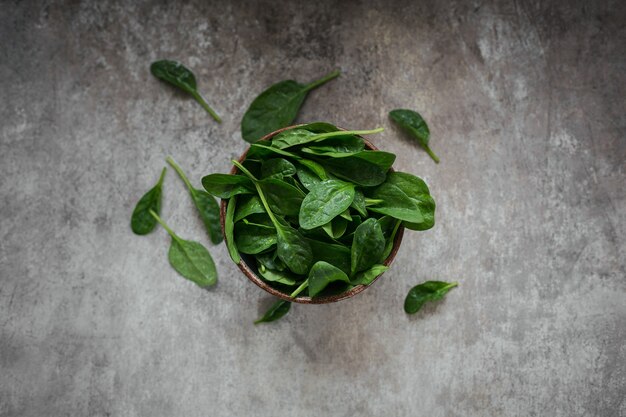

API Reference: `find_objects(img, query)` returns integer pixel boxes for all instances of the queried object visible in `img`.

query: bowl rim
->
[219,124,405,304]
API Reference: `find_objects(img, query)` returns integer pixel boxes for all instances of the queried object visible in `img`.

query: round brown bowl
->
[219,125,404,304]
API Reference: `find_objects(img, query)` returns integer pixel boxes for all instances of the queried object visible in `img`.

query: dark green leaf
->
[307,261,351,297]
[234,221,277,254]
[167,157,222,244]
[254,300,291,324]
[296,164,323,190]
[131,167,166,235]
[241,71,340,142]
[271,128,318,149]
[321,215,348,239]
[224,197,240,264]
[367,172,435,228]
[350,189,367,217]
[276,217,313,275]
[299,180,356,230]
[351,218,385,275]
[351,265,389,286]
[404,281,458,314]
[257,263,297,286]
[261,158,297,179]
[306,239,351,276]
[322,150,395,186]
[201,173,254,198]
[389,109,438,163]
[304,135,365,154]
[259,178,305,217]
[256,251,286,272]
[150,59,221,122]
[150,210,217,287]
[234,195,265,223]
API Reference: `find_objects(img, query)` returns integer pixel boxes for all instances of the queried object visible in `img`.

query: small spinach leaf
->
[257,263,297,286]
[167,157,222,244]
[201,173,255,198]
[234,221,277,254]
[261,158,297,179]
[351,265,389,286]
[350,190,367,217]
[241,70,340,142]
[234,195,265,223]
[389,109,439,163]
[150,60,221,122]
[306,239,351,276]
[307,261,351,297]
[150,210,217,287]
[351,218,385,275]
[254,299,291,324]
[258,178,305,217]
[321,215,348,239]
[131,167,166,235]
[299,180,355,230]
[321,150,395,186]
[224,197,240,264]
[404,281,458,314]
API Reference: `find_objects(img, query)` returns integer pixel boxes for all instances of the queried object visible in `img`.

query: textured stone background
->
[1,1,624,416]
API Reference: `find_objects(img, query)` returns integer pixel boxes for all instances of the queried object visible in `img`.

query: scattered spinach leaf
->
[150,210,217,287]
[389,109,438,163]
[241,70,340,142]
[150,59,221,122]
[404,281,458,314]
[254,299,291,324]
[131,167,166,235]
[167,157,222,244]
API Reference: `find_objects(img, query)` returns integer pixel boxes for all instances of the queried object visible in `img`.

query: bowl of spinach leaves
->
[203,123,435,304]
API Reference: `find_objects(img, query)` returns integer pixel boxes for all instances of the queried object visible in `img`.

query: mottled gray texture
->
[1,0,625,416]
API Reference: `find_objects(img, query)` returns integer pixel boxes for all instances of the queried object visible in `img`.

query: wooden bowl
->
[219,125,404,304]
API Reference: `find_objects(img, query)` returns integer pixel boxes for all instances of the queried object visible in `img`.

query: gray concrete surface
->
[1,0,625,416]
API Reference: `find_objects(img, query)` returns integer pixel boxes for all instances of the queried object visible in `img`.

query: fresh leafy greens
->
[254,299,292,324]
[241,70,340,142]
[150,210,217,287]
[151,60,221,122]
[167,157,222,244]
[204,123,438,301]
[389,109,439,163]
[131,167,166,235]
[404,281,458,314]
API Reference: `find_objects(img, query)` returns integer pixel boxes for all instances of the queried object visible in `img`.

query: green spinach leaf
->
[201,173,255,198]
[299,180,355,230]
[254,299,291,324]
[224,196,240,264]
[404,281,458,314]
[389,109,439,163]
[351,264,388,286]
[321,150,395,186]
[131,167,166,235]
[150,60,221,122]
[258,178,305,217]
[234,195,265,223]
[167,157,222,244]
[234,221,277,254]
[261,158,297,179]
[150,210,217,287]
[232,160,313,275]
[241,70,340,142]
[351,218,385,275]
[307,261,351,297]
